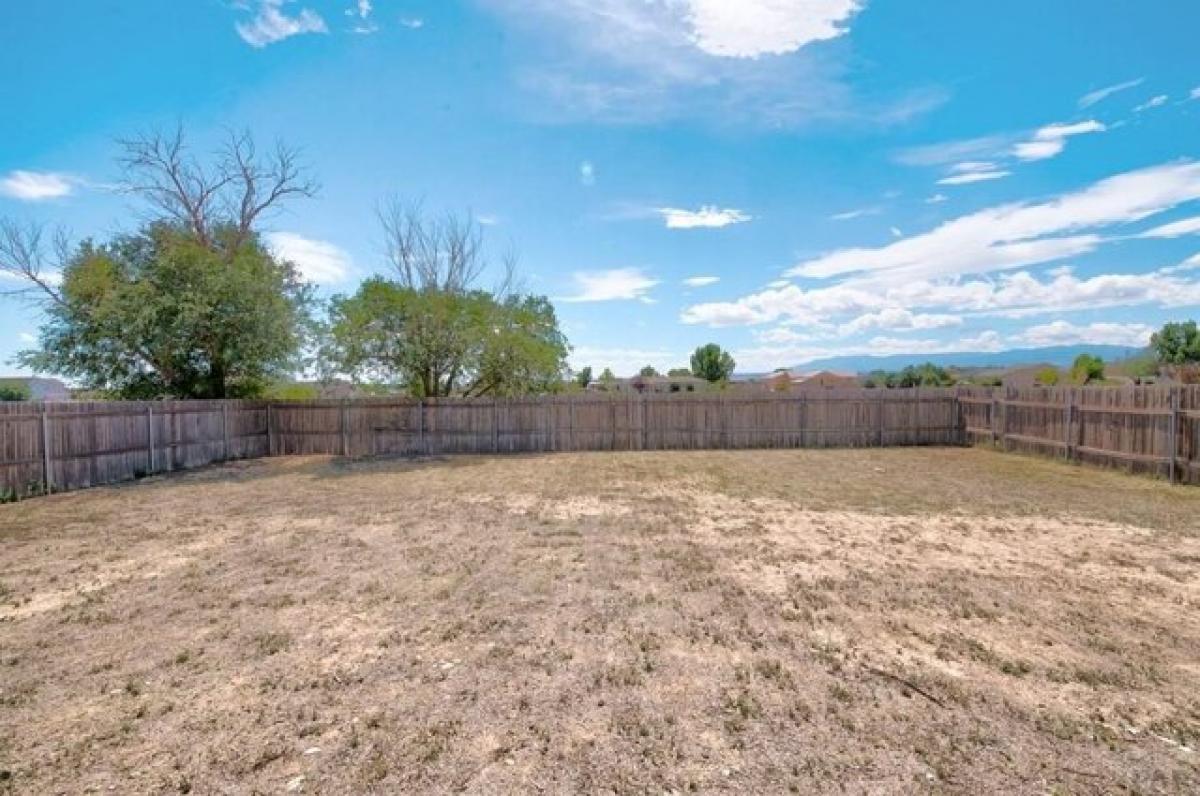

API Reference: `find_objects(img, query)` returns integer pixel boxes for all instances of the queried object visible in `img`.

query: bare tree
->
[0,219,69,306]
[378,198,516,294]
[117,125,317,254]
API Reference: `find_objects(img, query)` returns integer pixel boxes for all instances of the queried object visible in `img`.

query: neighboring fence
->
[959,385,1200,485]
[3,386,1198,500]
[0,390,960,498]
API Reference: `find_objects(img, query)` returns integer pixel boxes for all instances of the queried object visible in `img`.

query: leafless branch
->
[0,219,68,307]
[117,125,317,255]
[377,197,509,294]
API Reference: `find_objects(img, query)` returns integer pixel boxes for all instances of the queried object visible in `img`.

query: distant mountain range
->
[783,344,1144,375]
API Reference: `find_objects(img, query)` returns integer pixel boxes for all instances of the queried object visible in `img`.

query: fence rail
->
[2,385,1198,499]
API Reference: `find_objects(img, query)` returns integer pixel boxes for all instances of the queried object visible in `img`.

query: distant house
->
[0,376,70,401]
[590,375,709,394]
[792,370,859,390]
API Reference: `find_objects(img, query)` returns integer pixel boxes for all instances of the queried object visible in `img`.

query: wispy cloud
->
[345,0,378,34]
[265,231,353,284]
[829,206,880,221]
[0,170,75,201]
[893,135,1011,168]
[1014,320,1152,348]
[561,268,658,302]
[937,168,1010,186]
[785,161,1200,282]
[236,0,327,48]
[1078,78,1144,109]
[399,17,425,29]
[1139,215,1200,239]
[484,0,942,129]
[925,193,948,204]
[579,161,596,187]
[1191,86,1200,101]
[680,262,1200,330]
[1134,94,1169,112]
[1013,119,1105,162]
[656,206,750,229]
[683,275,720,287]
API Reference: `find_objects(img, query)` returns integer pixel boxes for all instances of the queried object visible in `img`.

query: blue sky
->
[3,0,1200,376]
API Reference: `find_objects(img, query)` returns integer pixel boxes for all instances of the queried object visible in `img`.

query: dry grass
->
[1,448,1198,793]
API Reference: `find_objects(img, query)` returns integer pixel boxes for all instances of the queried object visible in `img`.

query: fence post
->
[266,403,274,458]
[493,399,500,454]
[147,405,156,473]
[877,390,885,447]
[341,400,350,457]
[1168,387,1179,484]
[1064,389,1074,462]
[568,398,576,452]
[41,406,52,495]
[222,401,231,461]
[417,400,425,456]
[641,395,648,451]
[990,391,999,448]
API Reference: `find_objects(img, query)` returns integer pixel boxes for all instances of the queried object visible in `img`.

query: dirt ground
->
[1,448,1198,794]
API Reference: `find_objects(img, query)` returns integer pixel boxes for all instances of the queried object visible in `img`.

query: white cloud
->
[486,0,938,130]
[657,206,750,229]
[893,136,1011,168]
[830,206,880,221]
[784,161,1200,283]
[1134,94,1168,112]
[1013,119,1105,162]
[680,267,1200,330]
[18,332,37,344]
[1139,216,1200,239]
[683,275,720,287]
[236,0,327,48]
[399,17,425,29]
[684,0,863,58]
[579,161,596,187]
[265,231,352,283]
[839,308,961,335]
[561,268,659,302]
[889,226,903,238]
[925,194,948,204]
[0,170,74,201]
[1078,78,1143,109]
[346,0,378,34]
[1014,321,1153,348]
[1192,87,1200,101]
[937,170,1011,186]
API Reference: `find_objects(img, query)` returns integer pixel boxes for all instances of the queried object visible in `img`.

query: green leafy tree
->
[326,279,567,397]
[575,366,593,388]
[17,225,312,398]
[690,343,735,383]
[1070,353,1105,385]
[597,367,617,391]
[667,367,692,378]
[1151,321,1200,365]
[639,365,660,378]
[1035,367,1060,386]
[2,127,317,398]
[0,381,31,401]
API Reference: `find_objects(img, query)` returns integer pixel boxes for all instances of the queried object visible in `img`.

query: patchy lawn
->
[1,448,1198,793]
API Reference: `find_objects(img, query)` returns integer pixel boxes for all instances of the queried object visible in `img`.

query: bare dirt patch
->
[1,448,1198,793]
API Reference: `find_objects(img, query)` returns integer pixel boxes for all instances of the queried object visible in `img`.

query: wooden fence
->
[3,386,1198,500]
[959,385,1200,484]
[0,390,960,498]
